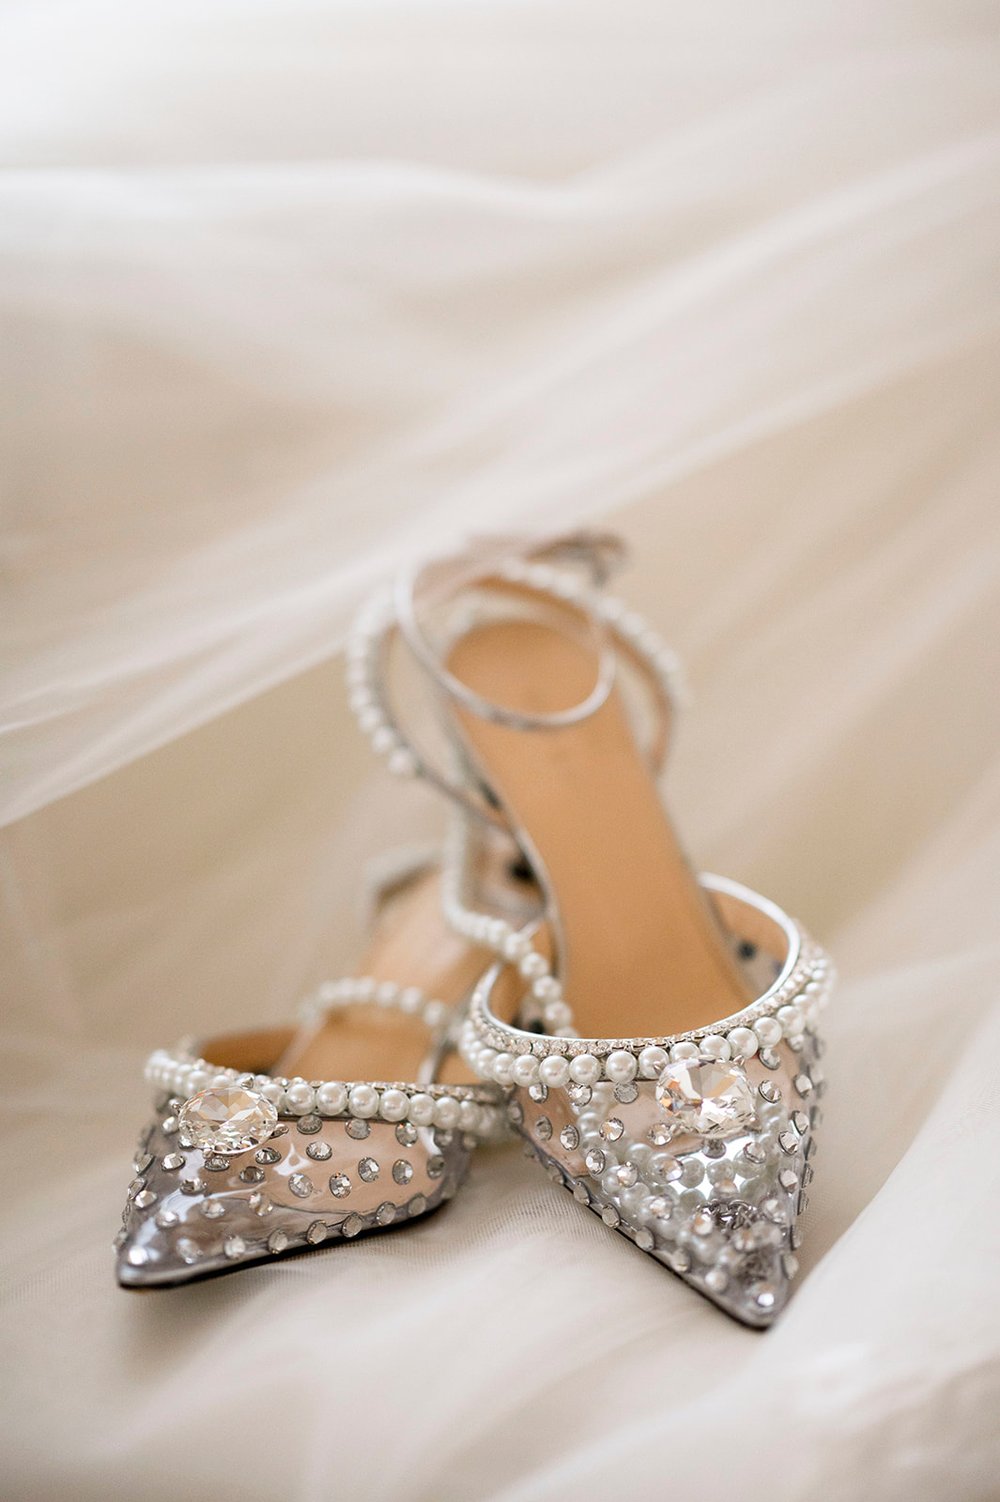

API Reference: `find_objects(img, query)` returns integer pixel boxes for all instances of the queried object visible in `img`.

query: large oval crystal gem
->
[179,1087,278,1155]
[655,1057,757,1138]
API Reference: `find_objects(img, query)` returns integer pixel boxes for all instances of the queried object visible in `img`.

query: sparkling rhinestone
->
[392,1159,413,1185]
[133,1189,157,1209]
[670,1248,692,1273]
[341,1214,363,1238]
[535,1116,552,1141]
[507,1101,524,1125]
[601,1205,621,1228]
[240,1166,265,1184]
[248,1192,272,1216]
[203,1155,231,1172]
[161,1154,185,1172]
[297,1115,322,1135]
[256,1146,282,1165]
[289,1173,313,1198]
[751,1281,778,1311]
[791,1110,810,1135]
[222,1234,246,1259]
[155,1209,179,1229]
[615,1083,639,1106]
[358,1157,380,1183]
[126,1246,149,1267]
[179,1086,278,1155]
[600,1117,624,1142]
[267,1229,289,1255]
[759,1048,781,1070]
[306,1141,332,1162]
[175,1238,199,1264]
[345,1119,370,1140]
[427,1155,445,1179]
[648,1122,673,1146]
[329,1174,351,1198]
[375,1202,396,1226]
[305,1220,327,1244]
[395,1122,418,1147]
[566,1083,593,1107]
[527,1081,549,1103]
[585,1149,606,1175]
[559,1125,580,1150]
[614,1163,638,1188]
[646,1196,673,1223]
[703,1139,726,1159]
[779,1169,798,1190]
[408,1195,428,1217]
[758,1082,781,1104]
[573,1183,591,1205]
[794,1074,814,1096]
[655,1059,756,1137]
[690,1208,715,1237]
[778,1131,798,1155]
[742,1141,766,1165]
[180,1177,205,1196]
[133,1152,153,1174]
[782,1251,800,1278]
[161,1116,179,1136]
[635,1228,654,1251]
[790,1226,803,1249]
[199,1199,225,1219]
[802,1163,815,1185]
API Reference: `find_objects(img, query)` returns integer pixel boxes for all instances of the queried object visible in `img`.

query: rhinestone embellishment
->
[178,1086,278,1156]
[655,1057,757,1138]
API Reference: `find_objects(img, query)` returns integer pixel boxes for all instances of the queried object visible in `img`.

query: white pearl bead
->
[777,1004,804,1035]
[316,1082,348,1115]
[569,1053,600,1086]
[543,1001,573,1029]
[726,1027,758,1060]
[374,981,398,1007]
[378,1088,409,1122]
[284,1081,316,1115]
[423,1000,447,1030]
[518,951,548,980]
[638,1045,668,1078]
[539,1055,570,1088]
[532,976,562,1002]
[399,987,423,1014]
[670,1041,699,1061]
[754,1017,782,1048]
[260,1082,284,1108]
[511,1055,540,1087]
[476,1048,497,1080]
[388,749,418,778]
[458,1100,480,1133]
[347,1083,379,1118]
[502,932,531,961]
[700,1034,732,1061]
[605,1049,638,1083]
[186,1068,210,1094]
[492,1052,515,1086]
[433,1096,461,1129]
[408,1093,435,1126]
[372,726,396,755]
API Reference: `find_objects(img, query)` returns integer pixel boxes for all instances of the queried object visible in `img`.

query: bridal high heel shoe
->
[362,536,833,1327]
[115,853,508,1286]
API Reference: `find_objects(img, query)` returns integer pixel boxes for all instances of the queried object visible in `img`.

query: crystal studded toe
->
[460,877,833,1327]
[115,980,504,1287]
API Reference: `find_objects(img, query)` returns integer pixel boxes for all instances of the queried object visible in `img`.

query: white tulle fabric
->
[2,0,999,1497]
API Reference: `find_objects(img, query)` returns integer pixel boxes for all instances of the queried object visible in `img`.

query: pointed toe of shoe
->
[114,1102,475,1286]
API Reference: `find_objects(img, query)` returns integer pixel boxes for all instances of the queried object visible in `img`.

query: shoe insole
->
[447,618,754,1037]
[274,868,489,1087]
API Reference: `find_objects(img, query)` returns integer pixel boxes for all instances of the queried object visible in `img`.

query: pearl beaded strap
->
[146,972,507,1142]
[457,876,835,1092]
[345,550,685,814]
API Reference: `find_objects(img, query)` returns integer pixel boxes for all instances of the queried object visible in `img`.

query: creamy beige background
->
[2,1,1000,1498]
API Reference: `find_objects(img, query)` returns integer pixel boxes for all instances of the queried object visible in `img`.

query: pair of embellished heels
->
[116,533,833,1327]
